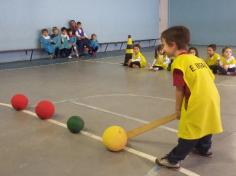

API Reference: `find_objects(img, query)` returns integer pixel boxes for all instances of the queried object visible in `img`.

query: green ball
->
[67,116,84,133]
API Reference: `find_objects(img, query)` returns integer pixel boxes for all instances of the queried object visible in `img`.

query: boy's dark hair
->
[77,21,82,25]
[155,44,164,58]
[188,47,199,57]
[67,28,72,33]
[208,44,217,51]
[52,27,59,32]
[222,46,232,54]
[133,44,141,50]
[161,26,190,50]
[61,27,67,32]
[41,28,48,34]
[91,33,96,38]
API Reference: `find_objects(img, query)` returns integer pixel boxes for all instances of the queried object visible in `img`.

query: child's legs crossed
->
[167,138,198,164]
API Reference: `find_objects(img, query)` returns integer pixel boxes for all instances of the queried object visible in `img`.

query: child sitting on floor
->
[60,27,72,58]
[128,44,147,68]
[205,44,220,74]
[68,28,79,58]
[188,47,199,57]
[149,44,170,71]
[39,28,55,59]
[51,27,61,58]
[218,47,236,75]
[88,34,99,56]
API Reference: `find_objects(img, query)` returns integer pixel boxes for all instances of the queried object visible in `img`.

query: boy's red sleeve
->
[173,69,185,87]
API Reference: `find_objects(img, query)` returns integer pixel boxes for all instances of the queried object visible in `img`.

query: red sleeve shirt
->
[173,69,191,109]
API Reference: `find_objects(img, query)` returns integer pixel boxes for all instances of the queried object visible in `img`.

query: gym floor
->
[0,48,235,176]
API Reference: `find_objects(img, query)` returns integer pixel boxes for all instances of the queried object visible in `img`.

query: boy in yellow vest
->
[205,44,221,74]
[128,44,147,68]
[156,26,223,168]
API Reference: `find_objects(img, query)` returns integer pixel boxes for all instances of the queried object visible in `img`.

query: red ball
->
[35,100,55,120]
[11,94,29,111]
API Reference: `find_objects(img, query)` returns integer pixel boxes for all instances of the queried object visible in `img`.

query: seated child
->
[128,44,147,68]
[205,44,220,74]
[188,47,199,57]
[88,34,99,56]
[75,21,90,55]
[218,47,236,75]
[68,28,79,58]
[60,27,72,58]
[50,27,61,58]
[149,44,170,71]
[39,28,55,58]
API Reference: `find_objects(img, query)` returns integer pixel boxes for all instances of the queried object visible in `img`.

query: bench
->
[0,38,159,61]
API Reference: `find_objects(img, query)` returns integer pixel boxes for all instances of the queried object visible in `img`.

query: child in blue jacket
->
[39,28,55,58]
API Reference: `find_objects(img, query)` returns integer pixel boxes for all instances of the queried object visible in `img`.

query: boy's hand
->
[176,110,181,120]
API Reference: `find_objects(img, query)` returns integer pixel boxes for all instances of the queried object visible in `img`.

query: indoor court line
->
[84,93,175,102]
[69,100,178,133]
[80,59,121,65]
[0,60,79,71]
[0,102,200,176]
[216,83,236,87]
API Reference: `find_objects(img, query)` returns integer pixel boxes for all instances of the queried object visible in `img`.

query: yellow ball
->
[102,126,128,152]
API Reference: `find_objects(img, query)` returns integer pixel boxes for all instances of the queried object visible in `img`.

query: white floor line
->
[216,83,236,87]
[80,59,120,65]
[84,93,175,102]
[70,100,178,133]
[0,102,200,176]
[0,60,79,71]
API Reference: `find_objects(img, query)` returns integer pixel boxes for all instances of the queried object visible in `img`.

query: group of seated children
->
[189,44,236,75]
[40,21,99,59]
[127,42,236,76]
[126,44,171,71]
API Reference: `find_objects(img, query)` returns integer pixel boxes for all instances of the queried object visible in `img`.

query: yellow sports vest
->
[220,56,236,66]
[154,55,169,69]
[206,53,220,66]
[172,54,223,139]
[133,52,147,68]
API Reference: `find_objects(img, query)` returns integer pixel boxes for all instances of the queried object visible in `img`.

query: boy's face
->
[207,47,214,56]
[223,48,232,58]
[133,47,140,54]
[42,31,48,37]
[62,30,67,35]
[162,39,176,57]
[53,29,59,35]
[92,35,96,40]
[68,31,73,36]
[77,24,82,29]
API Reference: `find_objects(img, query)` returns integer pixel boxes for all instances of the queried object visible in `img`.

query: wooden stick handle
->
[127,113,177,138]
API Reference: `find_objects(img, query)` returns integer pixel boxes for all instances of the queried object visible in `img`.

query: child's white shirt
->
[75,29,88,38]
[43,35,50,40]
[220,56,236,68]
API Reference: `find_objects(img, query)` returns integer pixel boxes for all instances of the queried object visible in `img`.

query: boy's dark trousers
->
[167,134,212,164]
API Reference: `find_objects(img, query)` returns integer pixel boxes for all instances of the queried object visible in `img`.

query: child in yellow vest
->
[156,26,223,168]
[128,44,147,68]
[149,44,170,71]
[218,47,236,75]
[205,44,220,74]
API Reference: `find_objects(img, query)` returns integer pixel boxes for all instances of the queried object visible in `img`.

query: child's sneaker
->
[155,157,180,169]
[192,149,213,157]
[68,55,72,59]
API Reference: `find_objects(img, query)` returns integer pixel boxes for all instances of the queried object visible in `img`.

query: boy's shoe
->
[68,55,72,59]
[192,149,213,157]
[155,157,180,169]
